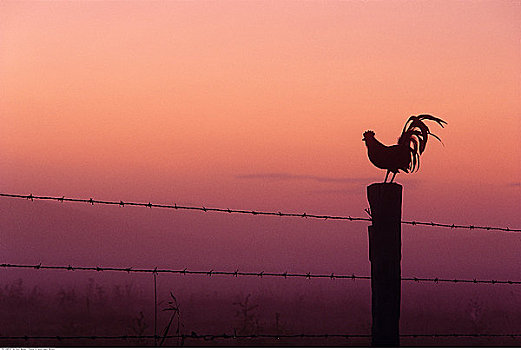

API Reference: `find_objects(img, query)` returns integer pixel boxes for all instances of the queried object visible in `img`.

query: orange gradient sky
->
[1,1,520,226]
[2,4,521,341]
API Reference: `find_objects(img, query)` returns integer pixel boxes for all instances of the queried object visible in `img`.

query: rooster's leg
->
[384,170,390,183]
[390,172,397,183]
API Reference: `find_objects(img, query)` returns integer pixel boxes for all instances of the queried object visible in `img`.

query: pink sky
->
[1,1,520,281]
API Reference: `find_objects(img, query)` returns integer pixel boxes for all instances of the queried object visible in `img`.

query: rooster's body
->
[363,115,446,183]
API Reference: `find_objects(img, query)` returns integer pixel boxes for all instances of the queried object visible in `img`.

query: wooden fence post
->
[367,182,402,346]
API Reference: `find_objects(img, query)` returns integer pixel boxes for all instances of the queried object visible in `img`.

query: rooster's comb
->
[363,130,375,136]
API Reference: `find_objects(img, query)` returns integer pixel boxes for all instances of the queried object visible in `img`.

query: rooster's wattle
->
[363,114,447,183]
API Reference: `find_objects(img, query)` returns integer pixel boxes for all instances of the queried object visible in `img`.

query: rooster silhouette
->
[363,114,447,183]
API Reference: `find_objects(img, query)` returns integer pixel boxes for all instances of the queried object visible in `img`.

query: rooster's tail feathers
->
[401,114,447,134]
[398,114,446,172]
[399,115,446,149]
[416,114,447,148]
[410,139,419,172]
[417,114,447,128]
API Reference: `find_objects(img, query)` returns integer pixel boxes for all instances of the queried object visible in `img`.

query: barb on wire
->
[1,263,520,286]
[1,333,521,342]
[1,192,519,233]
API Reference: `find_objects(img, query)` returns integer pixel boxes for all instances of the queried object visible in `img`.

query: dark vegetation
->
[1,277,520,347]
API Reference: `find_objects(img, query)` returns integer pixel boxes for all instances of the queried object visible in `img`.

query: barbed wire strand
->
[1,333,520,341]
[0,193,369,221]
[1,193,519,233]
[2,263,520,286]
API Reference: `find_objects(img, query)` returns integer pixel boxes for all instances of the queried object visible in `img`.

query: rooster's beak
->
[362,138,365,141]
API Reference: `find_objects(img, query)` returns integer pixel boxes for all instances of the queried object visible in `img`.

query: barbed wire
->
[1,333,520,341]
[400,219,519,232]
[0,192,370,221]
[0,334,370,341]
[1,193,519,232]
[2,263,520,286]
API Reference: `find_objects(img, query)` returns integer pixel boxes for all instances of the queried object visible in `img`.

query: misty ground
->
[1,273,520,347]
[2,200,520,346]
